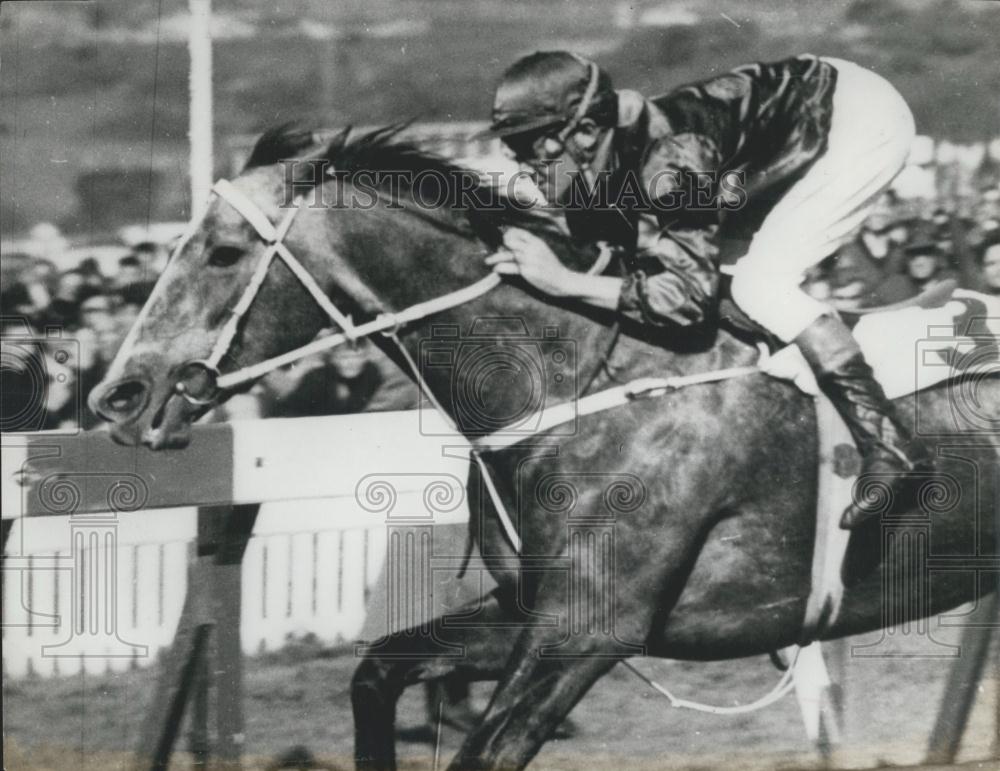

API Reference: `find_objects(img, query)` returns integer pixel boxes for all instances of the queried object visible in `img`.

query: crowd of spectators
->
[0,224,412,433]
[2,176,999,434]
[1,231,165,431]
[802,188,1000,309]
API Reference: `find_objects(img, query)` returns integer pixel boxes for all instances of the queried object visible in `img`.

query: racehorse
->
[88,126,1000,770]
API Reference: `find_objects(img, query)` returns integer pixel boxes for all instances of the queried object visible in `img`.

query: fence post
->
[211,503,257,765]
[134,504,258,771]
[925,577,1000,764]
[188,0,213,213]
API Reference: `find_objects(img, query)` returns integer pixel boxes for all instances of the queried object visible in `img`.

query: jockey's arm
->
[581,132,723,325]
[614,215,720,326]
[491,133,723,323]
[550,271,622,310]
[546,219,721,324]
[491,218,720,324]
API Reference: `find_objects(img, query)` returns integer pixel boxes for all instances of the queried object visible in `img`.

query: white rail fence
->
[2,411,472,679]
[2,520,381,678]
[2,495,473,679]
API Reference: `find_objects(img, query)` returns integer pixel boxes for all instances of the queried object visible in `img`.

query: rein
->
[175,178,761,554]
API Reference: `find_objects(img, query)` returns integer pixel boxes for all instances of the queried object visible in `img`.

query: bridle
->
[173,178,504,405]
[170,176,532,555]
[174,57,607,406]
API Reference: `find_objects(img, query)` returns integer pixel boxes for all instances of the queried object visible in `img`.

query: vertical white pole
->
[188,0,213,214]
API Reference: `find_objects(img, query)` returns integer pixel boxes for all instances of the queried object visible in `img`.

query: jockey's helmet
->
[476,51,615,146]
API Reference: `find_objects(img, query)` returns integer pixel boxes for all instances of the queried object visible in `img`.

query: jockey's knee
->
[730,261,827,342]
[729,262,774,324]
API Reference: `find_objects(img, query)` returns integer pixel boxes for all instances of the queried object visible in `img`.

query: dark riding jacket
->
[567,55,838,328]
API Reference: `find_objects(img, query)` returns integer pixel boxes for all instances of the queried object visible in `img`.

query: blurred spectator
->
[210,337,413,435]
[825,239,884,310]
[968,189,1000,247]
[132,240,170,275]
[77,256,107,295]
[79,293,124,363]
[1,281,38,322]
[819,193,913,308]
[975,231,1000,295]
[27,221,68,262]
[45,268,98,329]
[259,340,386,418]
[4,258,59,328]
[872,219,957,303]
[24,258,59,298]
[115,254,156,307]
[1,252,36,290]
[115,254,143,289]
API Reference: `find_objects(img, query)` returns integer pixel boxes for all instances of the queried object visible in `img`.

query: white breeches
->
[729,57,916,342]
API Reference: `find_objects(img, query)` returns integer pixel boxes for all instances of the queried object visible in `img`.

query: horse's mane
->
[242,122,567,250]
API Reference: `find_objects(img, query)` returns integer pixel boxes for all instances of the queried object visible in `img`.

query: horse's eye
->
[208,245,245,268]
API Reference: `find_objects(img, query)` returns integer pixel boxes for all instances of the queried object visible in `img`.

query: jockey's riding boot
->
[793,314,934,529]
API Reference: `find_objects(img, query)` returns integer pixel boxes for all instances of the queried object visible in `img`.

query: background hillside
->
[1,0,999,235]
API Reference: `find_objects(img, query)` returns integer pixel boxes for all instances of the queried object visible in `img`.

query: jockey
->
[480,51,932,529]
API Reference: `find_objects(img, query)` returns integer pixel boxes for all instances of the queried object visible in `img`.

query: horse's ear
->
[321,125,353,161]
[243,123,317,170]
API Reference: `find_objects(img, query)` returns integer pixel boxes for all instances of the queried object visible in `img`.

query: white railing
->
[1,411,471,679]
[1,515,392,678]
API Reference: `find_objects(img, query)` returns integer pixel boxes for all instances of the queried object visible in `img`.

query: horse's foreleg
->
[447,504,711,770]
[448,640,621,771]
[352,655,403,771]
[352,591,524,771]
[446,564,660,771]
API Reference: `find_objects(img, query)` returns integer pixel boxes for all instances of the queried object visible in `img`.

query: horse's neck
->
[385,288,758,433]
[347,207,759,424]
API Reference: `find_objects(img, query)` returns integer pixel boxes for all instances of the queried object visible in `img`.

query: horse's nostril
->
[97,379,149,420]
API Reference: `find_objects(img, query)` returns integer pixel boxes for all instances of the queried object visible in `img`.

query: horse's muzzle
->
[89,376,152,425]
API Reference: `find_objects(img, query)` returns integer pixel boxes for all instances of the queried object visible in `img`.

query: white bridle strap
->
[205,179,360,374]
[213,180,280,242]
[213,239,615,392]
[272,240,358,333]
[215,273,502,391]
[205,185,309,368]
